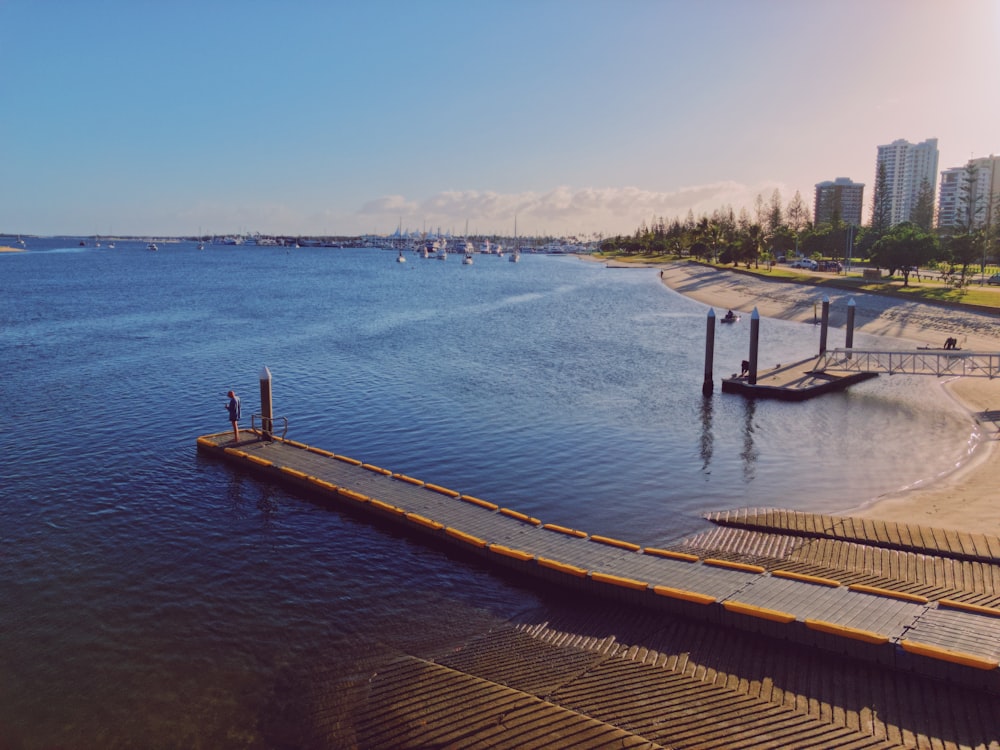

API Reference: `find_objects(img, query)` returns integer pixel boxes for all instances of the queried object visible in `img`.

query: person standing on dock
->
[226,390,241,443]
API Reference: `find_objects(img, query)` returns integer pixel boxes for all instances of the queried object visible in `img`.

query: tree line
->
[602,171,1000,287]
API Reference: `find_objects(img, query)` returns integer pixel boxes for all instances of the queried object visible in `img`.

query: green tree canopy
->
[870,223,937,286]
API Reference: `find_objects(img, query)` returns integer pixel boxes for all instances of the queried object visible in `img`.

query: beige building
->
[814,177,864,226]
[938,155,1000,231]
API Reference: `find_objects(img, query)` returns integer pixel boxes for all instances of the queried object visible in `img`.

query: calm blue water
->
[0,239,975,747]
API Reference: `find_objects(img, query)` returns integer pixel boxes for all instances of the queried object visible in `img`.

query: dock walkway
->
[198,430,1000,695]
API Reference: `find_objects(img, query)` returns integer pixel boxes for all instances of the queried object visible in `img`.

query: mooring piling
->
[703,309,716,395]
[259,365,273,438]
[819,296,830,355]
[748,307,760,385]
[845,297,856,353]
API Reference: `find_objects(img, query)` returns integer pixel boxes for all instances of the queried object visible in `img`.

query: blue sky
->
[2,0,998,237]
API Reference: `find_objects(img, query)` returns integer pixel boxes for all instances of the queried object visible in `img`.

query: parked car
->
[987,273,1000,286]
[817,261,842,272]
[790,259,817,270]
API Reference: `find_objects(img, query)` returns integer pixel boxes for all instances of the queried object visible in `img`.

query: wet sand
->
[635,259,1000,535]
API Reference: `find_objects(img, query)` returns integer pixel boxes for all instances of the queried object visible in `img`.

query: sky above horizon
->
[2,0,998,238]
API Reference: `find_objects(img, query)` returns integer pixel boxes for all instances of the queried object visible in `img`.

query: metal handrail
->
[251,413,288,440]
[815,348,1000,378]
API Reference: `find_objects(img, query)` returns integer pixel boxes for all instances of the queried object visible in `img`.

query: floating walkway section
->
[721,356,878,400]
[198,431,1000,693]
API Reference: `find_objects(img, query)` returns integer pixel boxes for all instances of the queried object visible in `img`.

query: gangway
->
[816,348,1000,378]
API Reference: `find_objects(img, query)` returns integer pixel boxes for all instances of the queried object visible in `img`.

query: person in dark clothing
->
[226,390,241,443]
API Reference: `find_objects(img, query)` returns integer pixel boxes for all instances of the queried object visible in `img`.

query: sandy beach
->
[637,259,1000,535]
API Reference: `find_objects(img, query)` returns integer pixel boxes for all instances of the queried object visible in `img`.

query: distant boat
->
[720,314,740,324]
[197,241,205,250]
[462,253,473,265]
[147,242,158,251]
[396,249,406,263]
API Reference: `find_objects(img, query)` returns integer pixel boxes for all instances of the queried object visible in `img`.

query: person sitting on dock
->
[740,359,750,377]
[943,337,958,350]
[724,309,736,321]
[226,390,241,443]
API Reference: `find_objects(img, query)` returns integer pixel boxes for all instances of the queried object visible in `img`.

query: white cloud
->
[350,182,791,236]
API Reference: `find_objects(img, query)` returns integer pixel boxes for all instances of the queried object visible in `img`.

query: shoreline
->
[594,257,1000,535]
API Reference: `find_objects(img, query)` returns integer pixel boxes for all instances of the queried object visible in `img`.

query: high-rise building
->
[938,155,1000,231]
[814,177,864,226]
[874,138,939,227]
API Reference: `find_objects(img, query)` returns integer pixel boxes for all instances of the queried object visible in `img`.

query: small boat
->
[396,249,407,263]
[720,313,740,324]
[462,253,473,265]
[147,242,158,251]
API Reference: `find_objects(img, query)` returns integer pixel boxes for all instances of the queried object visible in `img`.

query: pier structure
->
[199,426,1000,747]
[197,430,1000,692]
[817,348,1000,378]
[711,296,1000,398]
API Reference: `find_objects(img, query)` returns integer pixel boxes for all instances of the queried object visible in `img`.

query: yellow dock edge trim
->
[488,544,535,562]
[723,600,797,624]
[542,523,588,538]
[369,499,404,515]
[804,619,889,645]
[361,463,392,476]
[279,466,310,480]
[445,527,487,548]
[392,473,425,487]
[282,439,310,449]
[900,640,999,671]
[308,478,338,492]
[405,512,445,531]
[306,446,336,457]
[245,454,273,467]
[498,508,542,526]
[224,447,246,457]
[334,455,363,466]
[652,585,716,606]
[460,494,499,511]
[704,558,766,574]
[536,557,589,578]
[337,488,370,503]
[590,535,641,552]
[199,431,233,441]
[772,569,841,587]
[196,437,216,448]
[848,583,929,604]
[643,547,699,563]
[938,599,1000,618]
[424,483,461,498]
[591,572,648,591]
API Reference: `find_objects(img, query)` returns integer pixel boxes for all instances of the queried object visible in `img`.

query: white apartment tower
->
[874,138,939,226]
[938,155,1000,231]
[814,177,865,226]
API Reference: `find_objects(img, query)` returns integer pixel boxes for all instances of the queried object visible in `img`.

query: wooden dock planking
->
[200,432,1000,698]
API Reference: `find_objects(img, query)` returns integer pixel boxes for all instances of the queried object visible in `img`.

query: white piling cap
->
[260,365,272,381]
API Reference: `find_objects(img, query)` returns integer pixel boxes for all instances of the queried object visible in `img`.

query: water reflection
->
[699,395,713,473]
[740,399,758,483]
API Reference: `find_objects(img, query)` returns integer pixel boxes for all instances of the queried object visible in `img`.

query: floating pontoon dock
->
[198,430,1000,697]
